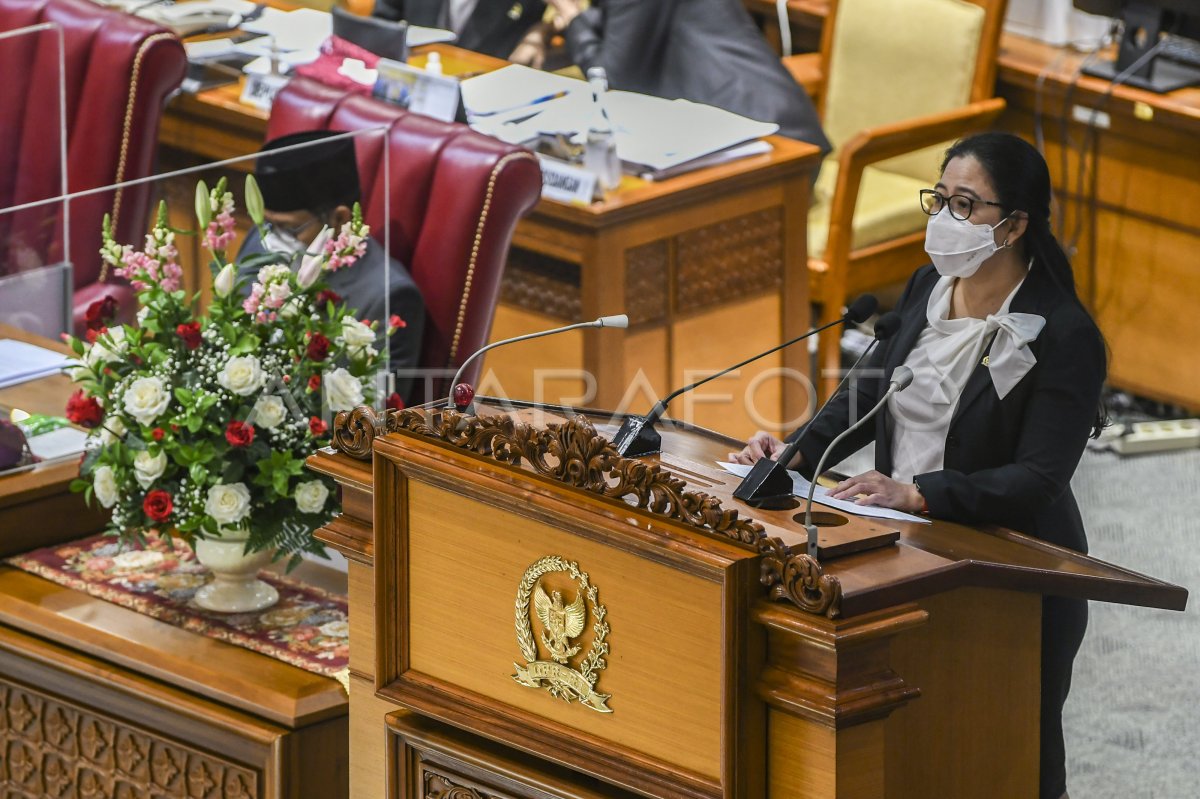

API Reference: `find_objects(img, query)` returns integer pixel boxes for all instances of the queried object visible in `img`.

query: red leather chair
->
[268,78,543,404]
[0,0,185,333]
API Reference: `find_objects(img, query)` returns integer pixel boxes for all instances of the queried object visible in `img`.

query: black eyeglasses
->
[919,189,1005,221]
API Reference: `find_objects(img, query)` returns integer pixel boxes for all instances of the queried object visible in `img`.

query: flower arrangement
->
[66,178,398,565]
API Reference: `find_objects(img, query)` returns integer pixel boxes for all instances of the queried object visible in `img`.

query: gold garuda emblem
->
[512,555,611,713]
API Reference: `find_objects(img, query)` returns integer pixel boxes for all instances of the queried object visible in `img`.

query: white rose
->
[213,263,235,297]
[133,449,168,489]
[324,367,364,412]
[85,325,128,367]
[204,482,252,526]
[294,480,329,514]
[93,465,119,508]
[99,416,126,446]
[339,317,377,359]
[218,355,265,396]
[122,376,170,426]
[250,395,287,429]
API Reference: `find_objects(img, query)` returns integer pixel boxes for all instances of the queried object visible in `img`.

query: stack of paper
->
[0,339,69,390]
[716,462,930,524]
[462,69,778,180]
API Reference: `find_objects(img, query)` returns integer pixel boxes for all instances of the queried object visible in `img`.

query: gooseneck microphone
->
[611,294,879,457]
[802,365,913,559]
[445,314,629,410]
[733,311,902,507]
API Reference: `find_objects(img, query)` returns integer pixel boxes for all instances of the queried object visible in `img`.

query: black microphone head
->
[845,294,879,324]
[873,311,902,340]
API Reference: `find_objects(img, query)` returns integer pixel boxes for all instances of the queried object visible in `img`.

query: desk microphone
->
[446,314,629,411]
[801,365,913,560]
[611,294,879,457]
[734,311,902,507]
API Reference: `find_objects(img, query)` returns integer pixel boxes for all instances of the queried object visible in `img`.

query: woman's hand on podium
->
[829,470,924,512]
[729,431,796,467]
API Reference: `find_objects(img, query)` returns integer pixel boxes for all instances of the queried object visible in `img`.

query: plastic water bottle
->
[583,67,621,191]
[425,51,443,75]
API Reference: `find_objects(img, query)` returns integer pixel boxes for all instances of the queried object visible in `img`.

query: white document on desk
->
[461,65,583,117]
[715,461,930,524]
[0,339,69,390]
[241,7,331,51]
[406,25,457,47]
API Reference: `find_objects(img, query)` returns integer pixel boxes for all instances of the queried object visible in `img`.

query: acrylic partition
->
[0,22,70,340]
[0,127,399,417]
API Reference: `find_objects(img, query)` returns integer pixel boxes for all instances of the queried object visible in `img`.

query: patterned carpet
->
[1064,447,1200,798]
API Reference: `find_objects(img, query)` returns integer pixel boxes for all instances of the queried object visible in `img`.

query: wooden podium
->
[307,401,1186,799]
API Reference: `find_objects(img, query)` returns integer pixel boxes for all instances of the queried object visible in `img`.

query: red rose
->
[143,490,173,523]
[176,322,202,350]
[386,392,404,411]
[307,375,321,392]
[85,295,118,331]
[152,427,165,441]
[306,332,330,362]
[315,289,342,307]
[85,326,106,345]
[224,420,254,448]
[388,314,406,330]
[65,390,103,428]
[309,416,328,437]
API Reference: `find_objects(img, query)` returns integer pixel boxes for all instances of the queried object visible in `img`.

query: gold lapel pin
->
[982,355,991,367]
[508,2,523,19]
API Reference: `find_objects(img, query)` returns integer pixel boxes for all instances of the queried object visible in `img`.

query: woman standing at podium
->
[732,132,1106,799]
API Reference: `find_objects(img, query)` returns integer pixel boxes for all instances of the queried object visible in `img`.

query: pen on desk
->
[474,90,570,117]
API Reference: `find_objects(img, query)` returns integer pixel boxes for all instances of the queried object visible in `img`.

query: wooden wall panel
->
[349,560,376,680]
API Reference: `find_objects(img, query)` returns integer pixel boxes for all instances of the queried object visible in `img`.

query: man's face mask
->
[263,226,307,258]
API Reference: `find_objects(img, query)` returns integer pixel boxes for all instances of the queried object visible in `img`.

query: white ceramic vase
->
[192,533,279,613]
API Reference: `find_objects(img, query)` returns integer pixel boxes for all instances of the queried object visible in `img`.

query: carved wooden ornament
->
[332,406,842,617]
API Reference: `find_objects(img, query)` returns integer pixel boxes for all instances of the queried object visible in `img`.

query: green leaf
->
[189,462,206,485]
[174,387,194,405]
[272,470,290,497]
[69,478,90,493]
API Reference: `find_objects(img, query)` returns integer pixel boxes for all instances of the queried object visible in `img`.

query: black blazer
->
[795,264,1106,553]
[562,0,830,154]
[374,0,547,59]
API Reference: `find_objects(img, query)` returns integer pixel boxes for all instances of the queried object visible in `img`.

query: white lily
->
[296,226,332,289]
[213,263,235,297]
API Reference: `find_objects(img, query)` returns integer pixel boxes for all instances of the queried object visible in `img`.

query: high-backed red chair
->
[267,78,543,404]
[0,0,185,333]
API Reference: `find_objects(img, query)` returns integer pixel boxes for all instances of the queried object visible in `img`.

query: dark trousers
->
[1040,596,1089,799]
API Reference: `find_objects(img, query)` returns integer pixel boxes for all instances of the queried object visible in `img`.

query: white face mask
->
[924,207,1011,279]
[263,227,306,258]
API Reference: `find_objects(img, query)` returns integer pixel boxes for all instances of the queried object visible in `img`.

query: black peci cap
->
[255,130,361,213]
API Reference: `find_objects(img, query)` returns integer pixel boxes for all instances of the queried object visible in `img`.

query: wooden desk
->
[0,324,106,550]
[0,560,349,799]
[309,400,1185,799]
[158,45,823,440]
[995,34,1200,411]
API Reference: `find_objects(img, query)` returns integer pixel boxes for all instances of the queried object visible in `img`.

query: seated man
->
[546,0,831,154]
[238,130,425,394]
[373,0,547,61]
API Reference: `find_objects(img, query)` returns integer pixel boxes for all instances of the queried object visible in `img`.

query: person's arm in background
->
[549,0,675,86]
[914,308,1106,530]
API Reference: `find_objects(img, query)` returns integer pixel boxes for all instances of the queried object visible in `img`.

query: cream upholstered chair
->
[786,0,1008,398]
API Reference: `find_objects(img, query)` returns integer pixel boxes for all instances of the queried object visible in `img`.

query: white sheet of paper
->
[0,339,70,389]
[715,462,930,524]
[27,427,88,461]
[240,8,331,51]
[460,65,582,117]
[185,37,239,60]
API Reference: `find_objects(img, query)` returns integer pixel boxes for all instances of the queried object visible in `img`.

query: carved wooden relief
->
[423,769,497,799]
[332,406,842,617]
[0,681,258,798]
[501,248,582,323]
[624,241,669,326]
[675,208,783,312]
